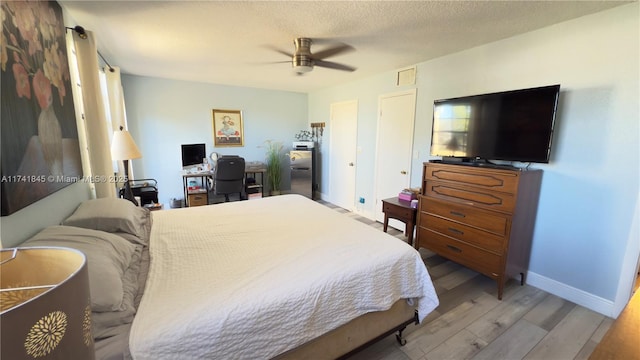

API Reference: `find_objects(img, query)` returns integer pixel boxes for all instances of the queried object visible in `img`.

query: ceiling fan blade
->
[263,45,294,58]
[314,59,356,72]
[246,60,292,67]
[312,43,354,60]
[274,49,294,58]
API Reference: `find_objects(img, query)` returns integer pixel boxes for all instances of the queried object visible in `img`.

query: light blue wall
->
[0,182,91,248]
[309,71,403,205]
[308,4,639,303]
[121,75,308,205]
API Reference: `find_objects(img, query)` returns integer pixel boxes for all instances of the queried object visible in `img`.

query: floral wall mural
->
[1,0,83,216]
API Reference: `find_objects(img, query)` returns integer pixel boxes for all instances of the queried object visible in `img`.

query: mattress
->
[129,195,438,359]
[95,240,150,360]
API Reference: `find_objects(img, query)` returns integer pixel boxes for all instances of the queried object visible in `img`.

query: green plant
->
[264,140,284,193]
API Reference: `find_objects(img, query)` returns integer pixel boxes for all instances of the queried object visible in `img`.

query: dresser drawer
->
[420,197,508,236]
[383,201,415,220]
[424,181,516,214]
[419,228,502,278]
[425,163,519,194]
[419,214,505,254]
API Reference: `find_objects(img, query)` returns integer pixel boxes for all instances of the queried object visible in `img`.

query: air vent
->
[396,66,416,86]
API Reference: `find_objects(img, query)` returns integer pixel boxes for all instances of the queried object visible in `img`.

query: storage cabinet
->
[187,193,208,207]
[416,162,542,299]
[182,172,213,207]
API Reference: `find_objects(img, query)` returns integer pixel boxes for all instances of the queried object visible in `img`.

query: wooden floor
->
[319,200,614,360]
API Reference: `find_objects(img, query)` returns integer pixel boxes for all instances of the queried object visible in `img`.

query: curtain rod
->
[66,25,114,73]
[97,51,115,73]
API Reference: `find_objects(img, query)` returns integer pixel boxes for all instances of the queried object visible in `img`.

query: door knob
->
[348,162,354,167]
[401,170,407,175]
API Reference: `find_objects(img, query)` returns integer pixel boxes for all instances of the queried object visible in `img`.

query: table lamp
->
[110,126,142,205]
[0,247,95,359]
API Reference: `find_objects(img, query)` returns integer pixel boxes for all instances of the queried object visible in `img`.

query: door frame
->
[329,99,358,211]
[372,89,417,224]
[612,192,640,317]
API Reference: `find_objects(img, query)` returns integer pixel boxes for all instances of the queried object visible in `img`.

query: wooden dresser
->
[416,161,542,299]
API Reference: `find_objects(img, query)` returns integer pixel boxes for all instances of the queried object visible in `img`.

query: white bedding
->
[129,195,438,359]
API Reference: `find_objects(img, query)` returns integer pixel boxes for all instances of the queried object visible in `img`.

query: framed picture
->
[212,109,244,147]
[1,1,83,216]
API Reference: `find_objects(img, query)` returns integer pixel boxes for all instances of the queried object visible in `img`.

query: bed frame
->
[275,299,419,359]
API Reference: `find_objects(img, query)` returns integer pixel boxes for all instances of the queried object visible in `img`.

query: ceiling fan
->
[272,38,356,75]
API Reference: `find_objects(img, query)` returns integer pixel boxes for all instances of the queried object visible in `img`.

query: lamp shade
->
[1,247,95,360]
[110,129,142,161]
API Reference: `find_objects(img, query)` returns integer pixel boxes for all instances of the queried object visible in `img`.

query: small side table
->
[143,203,163,211]
[382,197,417,247]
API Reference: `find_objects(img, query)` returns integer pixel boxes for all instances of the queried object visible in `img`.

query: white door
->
[329,100,358,211]
[374,90,416,229]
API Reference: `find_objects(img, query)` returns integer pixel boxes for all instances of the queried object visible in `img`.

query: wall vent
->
[396,66,416,86]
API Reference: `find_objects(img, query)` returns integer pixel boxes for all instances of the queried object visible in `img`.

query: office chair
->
[214,156,245,202]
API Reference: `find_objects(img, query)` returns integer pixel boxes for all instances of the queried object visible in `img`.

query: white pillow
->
[23,225,139,312]
[62,197,151,245]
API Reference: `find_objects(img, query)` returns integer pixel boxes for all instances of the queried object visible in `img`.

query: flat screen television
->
[181,143,206,167]
[430,84,560,164]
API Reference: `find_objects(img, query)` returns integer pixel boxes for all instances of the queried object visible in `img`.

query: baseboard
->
[353,208,376,221]
[526,271,615,317]
[317,193,617,317]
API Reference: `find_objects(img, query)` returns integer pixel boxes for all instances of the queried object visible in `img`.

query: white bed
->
[129,194,438,359]
[20,194,438,359]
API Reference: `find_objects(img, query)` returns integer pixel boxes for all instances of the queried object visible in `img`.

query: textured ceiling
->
[59,1,629,93]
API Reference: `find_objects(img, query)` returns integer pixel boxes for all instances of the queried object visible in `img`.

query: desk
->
[182,172,213,207]
[182,167,266,205]
[381,197,417,246]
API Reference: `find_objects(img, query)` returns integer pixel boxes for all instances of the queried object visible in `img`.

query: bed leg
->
[395,310,418,347]
[395,327,407,346]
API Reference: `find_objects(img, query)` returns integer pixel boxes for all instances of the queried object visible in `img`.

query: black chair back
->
[215,156,245,201]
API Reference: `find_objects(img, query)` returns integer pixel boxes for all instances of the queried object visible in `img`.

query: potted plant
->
[264,140,284,195]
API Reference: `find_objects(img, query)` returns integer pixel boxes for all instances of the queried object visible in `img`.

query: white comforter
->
[130,195,438,359]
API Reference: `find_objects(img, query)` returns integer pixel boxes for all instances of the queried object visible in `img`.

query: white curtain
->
[104,66,127,131]
[72,30,116,198]
[104,66,131,186]
[65,31,93,197]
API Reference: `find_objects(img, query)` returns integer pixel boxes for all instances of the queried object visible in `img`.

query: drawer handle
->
[448,227,464,235]
[446,244,462,253]
[450,211,466,218]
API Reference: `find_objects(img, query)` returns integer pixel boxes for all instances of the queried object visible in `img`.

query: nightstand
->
[381,197,417,247]
[143,203,163,211]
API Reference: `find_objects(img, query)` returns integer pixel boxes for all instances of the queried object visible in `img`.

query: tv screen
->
[430,85,560,163]
[181,143,206,167]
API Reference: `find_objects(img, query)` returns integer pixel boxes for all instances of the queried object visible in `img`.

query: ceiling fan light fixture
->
[292,55,314,73]
[293,65,313,74]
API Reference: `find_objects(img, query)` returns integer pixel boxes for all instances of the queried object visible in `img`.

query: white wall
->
[121,75,308,205]
[309,4,639,315]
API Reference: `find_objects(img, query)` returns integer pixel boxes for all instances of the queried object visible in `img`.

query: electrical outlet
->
[359,197,365,204]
